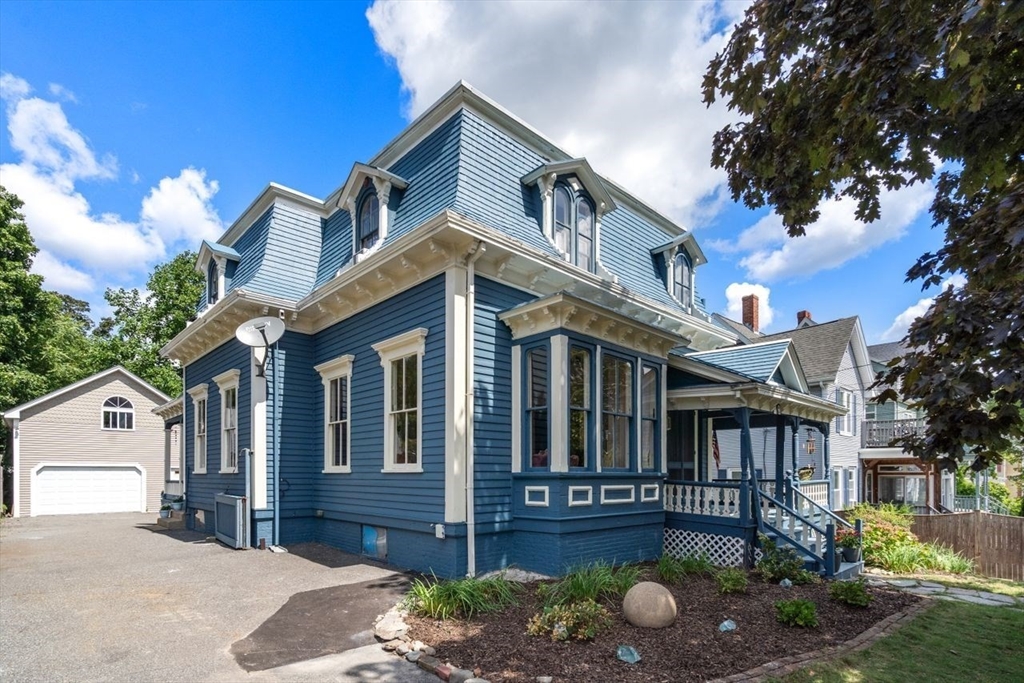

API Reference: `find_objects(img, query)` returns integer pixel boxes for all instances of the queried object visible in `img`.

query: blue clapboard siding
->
[269,331,318,514]
[314,209,353,289]
[183,339,251,514]
[244,204,322,301]
[311,274,447,526]
[223,207,272,295]
[473,276,536,574]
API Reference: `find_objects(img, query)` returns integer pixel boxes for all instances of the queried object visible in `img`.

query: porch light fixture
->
[804,428,816,455]
[773,403,783,415]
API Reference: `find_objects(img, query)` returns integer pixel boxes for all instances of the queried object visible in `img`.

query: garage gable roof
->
[1,366,171,422]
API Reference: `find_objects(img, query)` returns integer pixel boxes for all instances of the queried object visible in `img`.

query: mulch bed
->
[405,572,919,682]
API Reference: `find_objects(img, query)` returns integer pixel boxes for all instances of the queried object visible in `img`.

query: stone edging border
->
[706,598,936,683]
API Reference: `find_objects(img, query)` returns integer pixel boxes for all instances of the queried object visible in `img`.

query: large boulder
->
[622,581,677,628]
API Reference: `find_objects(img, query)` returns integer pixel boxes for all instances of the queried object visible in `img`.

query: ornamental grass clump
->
[829,578,873,607]
[715,568,749,595]
[775,599,819,628]
[537,561,641,607]
[407,573,521,620]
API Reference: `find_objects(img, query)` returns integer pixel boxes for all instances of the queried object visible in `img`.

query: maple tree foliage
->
[703,0,1023,469]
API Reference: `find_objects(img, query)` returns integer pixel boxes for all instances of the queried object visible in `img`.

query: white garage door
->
[33,465,144,516]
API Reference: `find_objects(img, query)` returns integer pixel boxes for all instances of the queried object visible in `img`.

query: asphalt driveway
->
[0,513,435,683]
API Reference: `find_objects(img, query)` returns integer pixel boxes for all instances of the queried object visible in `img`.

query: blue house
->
[160,82,852,578]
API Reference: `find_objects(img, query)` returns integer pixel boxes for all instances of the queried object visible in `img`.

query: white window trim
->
[213,369,240,474]
[663,247,694,312]
[600,484,636,505]
[347,178,393,264]
[187,384,209,474]
[524,486,550,507]
[100,396,135,431]
[568,485,593,507]
[373,328,428,473]
[837,388,854,436]
[315,354,355,473]
[641,484,660,503]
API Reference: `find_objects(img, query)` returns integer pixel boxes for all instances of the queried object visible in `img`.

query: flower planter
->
[159,509,171,519]
[841,546,862,563]
[171,502,184,511]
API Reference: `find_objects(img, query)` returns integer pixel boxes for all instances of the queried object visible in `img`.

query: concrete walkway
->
[866,577,1023,608]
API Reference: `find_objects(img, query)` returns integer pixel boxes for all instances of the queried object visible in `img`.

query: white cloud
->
[31,250,95,292]
[713,181,934,282]
[881,274,966,341]
[140,168,223,244]
[725,282,775,330]
[366,0,750,227]
[47,83,78,103]
[0,75,223,295]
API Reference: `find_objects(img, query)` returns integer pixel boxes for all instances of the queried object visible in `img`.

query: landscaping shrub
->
[407,573,521,620]
[657,554,687,583]
[873,542,929,573]
[538,561,640,607]
[676,552,716,577]
[755,535,816,584]
[922,543,975,574]
[849,503,975,574]
[829,578,873,607]
[775,599,819,627]
[527,599,613,641]
[715,568,748,594]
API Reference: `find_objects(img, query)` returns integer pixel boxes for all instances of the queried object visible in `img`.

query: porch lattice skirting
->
[664,528,748,567]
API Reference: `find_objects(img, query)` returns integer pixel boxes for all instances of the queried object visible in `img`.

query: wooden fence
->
[912,511,1024,581]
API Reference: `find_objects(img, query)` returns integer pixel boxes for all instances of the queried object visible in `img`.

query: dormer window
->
[207,260,219,306]
[359,188,380,251]
[552,183,595,272]
[673,252,692,310]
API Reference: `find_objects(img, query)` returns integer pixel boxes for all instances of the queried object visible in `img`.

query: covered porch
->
[152,398,183,501]
[660,344,858,577]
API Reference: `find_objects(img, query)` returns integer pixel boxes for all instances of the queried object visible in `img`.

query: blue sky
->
[0,1,949,342]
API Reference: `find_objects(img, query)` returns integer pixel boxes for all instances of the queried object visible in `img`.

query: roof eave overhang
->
[667,383,848,423]
[651,231,708,267]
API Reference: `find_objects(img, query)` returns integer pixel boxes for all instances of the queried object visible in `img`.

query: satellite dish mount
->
[235,316,286,377]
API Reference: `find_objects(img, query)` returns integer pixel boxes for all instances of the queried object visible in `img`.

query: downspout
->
[465,241,485,577]
[272,340,280,547]
[181,362,187,498]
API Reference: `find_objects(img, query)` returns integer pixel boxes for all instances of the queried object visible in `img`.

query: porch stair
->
[157,510,186,530]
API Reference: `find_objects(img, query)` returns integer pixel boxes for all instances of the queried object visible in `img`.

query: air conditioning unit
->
[215,493,247,549]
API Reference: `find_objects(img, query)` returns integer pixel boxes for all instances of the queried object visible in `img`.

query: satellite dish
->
[235,316,285,348]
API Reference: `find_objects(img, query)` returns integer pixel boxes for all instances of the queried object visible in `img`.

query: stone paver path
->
[867,577,1023,608]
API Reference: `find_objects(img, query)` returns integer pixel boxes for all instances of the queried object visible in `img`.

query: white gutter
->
[465,240,485,577]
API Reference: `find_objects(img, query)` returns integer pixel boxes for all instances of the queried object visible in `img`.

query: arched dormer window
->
[207,260,219,306]
[551,183,595,273]
[102,396,134,430]
[358,190,380,251]
[673,251,692,310]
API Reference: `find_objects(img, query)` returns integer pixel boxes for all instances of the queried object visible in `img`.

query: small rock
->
[449,668,476,683]
[422,645,436,656]
[381,639,401,651]
[719,619,737,632]
[417,655,442,673]
[374,609,409,641]
[779,578,793,588]
[616,645,641,664]
[474,668,482,678]
[396,643,411,656]
[406,651,421,663]
[537,677,553,683]
[465,679,491,683]
[436,664,452,681]
[411,641,425,652]
[552,623,568,641]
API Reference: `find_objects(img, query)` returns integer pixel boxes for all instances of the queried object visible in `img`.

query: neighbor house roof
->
[711,313,762,343]
[867,341,907,365]
[683,339,809,393]
[1,366,171,422]
[758,317,860,384]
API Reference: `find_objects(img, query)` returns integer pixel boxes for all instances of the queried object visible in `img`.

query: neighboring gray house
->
[715,300,874,509]
[2,366,170,517]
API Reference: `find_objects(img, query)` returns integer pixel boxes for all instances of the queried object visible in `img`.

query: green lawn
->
[909,573,1024,600]
[773,600,1024,683]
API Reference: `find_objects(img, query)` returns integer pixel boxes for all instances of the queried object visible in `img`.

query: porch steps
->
[834,561,864,581]
[157,510,186,530]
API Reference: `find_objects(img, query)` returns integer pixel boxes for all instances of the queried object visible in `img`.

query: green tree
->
[703,0,1023,470]
[92,251,203,397]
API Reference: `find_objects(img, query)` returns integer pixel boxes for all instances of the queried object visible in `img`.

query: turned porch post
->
[774,413,786,498]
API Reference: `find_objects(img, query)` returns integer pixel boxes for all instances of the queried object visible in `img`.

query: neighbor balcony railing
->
[164,480,184,497]
[861,418,926,448]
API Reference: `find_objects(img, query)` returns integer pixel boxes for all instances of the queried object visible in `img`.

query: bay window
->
[526,345,549,469]
[569,346,591,468]
[602,355,633,470]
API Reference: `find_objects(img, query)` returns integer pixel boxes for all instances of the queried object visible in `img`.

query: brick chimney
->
[797,310,813,326]
[741,294,759,332]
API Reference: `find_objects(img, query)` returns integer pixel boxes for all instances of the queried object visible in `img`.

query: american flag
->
[712,429,721,471]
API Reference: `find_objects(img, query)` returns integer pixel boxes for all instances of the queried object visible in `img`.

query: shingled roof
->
[758,317,859,383]
[867,341,907,365]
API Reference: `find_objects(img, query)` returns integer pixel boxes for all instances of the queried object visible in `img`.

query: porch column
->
[163,427,172,486]
[774,414,786,498]
[822,423,831,508]
[790,417,800,473]
[738,408,752,523]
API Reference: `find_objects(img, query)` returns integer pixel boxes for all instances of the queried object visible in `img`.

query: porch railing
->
[862,418,926,448]
[954,495,1011,516]
[794,480,829,508]
[757,490,831,565]
[664,481,741,518]
[164,481,184,497]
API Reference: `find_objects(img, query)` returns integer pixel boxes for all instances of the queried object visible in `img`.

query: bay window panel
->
[601,355,633,469]
[526,346,549,468]
[569,347,590,468]
[641,421,656,470]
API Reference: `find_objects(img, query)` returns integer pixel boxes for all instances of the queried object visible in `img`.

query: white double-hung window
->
[315,354,354,473]
[213,369,240,474]
[373,328,428,473]
[836,388,854,435]
[187,384,209,474]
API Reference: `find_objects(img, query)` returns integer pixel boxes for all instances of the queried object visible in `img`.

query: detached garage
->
[2,367,169,517]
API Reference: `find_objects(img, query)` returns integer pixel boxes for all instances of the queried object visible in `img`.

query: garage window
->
[101,396,134,430]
